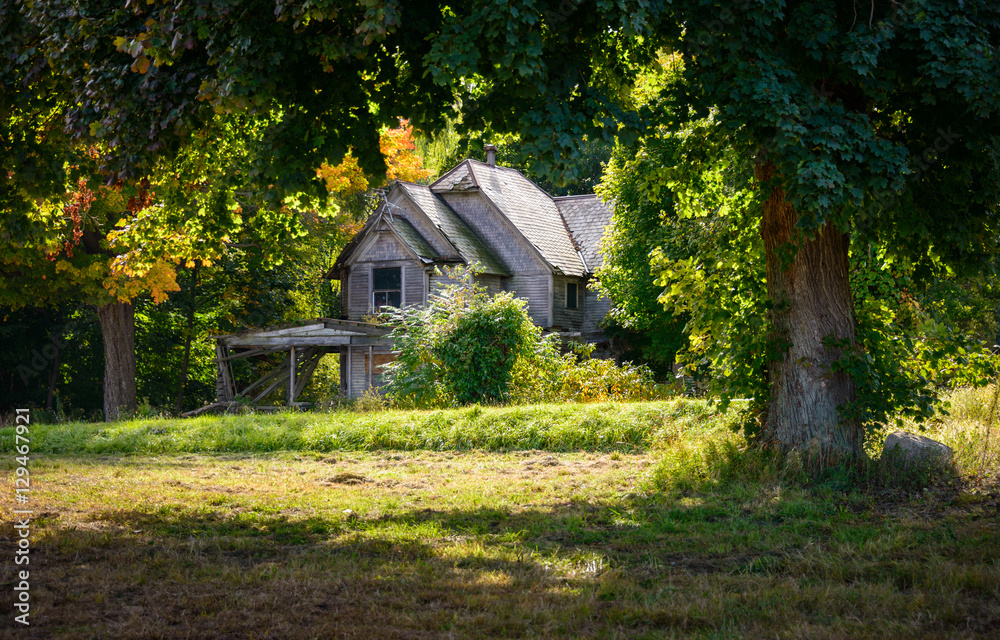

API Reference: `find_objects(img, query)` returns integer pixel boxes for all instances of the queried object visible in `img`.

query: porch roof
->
[212,318,391,348]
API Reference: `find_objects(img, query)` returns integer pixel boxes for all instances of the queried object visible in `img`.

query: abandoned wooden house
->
[202,146,614,411]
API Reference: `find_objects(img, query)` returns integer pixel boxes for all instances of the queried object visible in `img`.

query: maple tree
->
[317,119,432,210]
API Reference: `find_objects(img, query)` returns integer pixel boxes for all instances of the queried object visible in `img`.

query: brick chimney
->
[485,143,497,167]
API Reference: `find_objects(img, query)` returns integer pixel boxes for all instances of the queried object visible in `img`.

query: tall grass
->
[932,384,1000,477]
[645,386,1000,498]
[6,399,745,455]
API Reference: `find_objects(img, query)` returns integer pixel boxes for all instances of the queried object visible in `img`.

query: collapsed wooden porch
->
[183,318,392,416]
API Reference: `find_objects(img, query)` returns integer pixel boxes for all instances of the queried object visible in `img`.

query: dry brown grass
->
[1,447,998,639]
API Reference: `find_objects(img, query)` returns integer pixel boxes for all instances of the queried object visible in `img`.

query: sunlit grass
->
[2,399,743,455]
[0,391,997,638]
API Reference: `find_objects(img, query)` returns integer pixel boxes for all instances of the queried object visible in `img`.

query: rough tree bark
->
[97,301,137,421]
[756,160,862,460]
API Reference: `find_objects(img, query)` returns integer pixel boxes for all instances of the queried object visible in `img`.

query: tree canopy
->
[3,0,999,451]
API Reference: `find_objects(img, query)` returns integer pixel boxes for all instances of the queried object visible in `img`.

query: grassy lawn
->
[2,393,998,639]
[9,400,723,455]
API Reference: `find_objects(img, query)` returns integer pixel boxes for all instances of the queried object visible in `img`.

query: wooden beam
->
[238,359,290,398]
[252,368,292,404]
[293,349,323,399]
[222,347,286,361]
[239,322,326,338]
[221,336,388,348]
[288,347,297,406]
[216,343,237,402]
[182,401,238,418]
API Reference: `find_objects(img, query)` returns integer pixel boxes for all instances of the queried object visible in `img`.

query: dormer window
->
[566,281,578,309]
[373,267,402,308]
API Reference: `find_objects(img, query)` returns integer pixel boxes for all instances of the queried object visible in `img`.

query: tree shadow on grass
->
[1,505,682,640]
[3,485,999,638]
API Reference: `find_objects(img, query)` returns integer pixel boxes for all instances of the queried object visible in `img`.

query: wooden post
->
[368,345,373,390]
[216,342,235,402]
[288,346,297,406]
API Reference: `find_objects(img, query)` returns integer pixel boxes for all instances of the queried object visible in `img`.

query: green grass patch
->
[2,390,998,637]
[6,399,742,455]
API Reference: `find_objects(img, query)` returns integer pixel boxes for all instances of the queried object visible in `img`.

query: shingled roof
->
[389,215,439,261]
[432,160,588,277]
[333,156,612,281]
[554,195,613,271]
[397,182,508,276]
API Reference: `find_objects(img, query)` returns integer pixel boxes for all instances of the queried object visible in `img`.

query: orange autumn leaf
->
[380,119,431,183]
[317,119,430,196]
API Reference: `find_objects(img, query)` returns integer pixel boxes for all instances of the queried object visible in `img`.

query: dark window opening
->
[373,267,402,308]
[566,282,578,309]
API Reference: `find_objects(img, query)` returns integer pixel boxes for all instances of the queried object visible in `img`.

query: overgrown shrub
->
[382,268,542,407]
[383,267,669,407]
[510,342,671,404]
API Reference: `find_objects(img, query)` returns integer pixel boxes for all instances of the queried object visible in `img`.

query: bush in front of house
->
[381,267,542,407]
[509,341,672,404]
[382,267,671,408]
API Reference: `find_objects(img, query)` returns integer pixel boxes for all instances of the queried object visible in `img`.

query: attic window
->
[566,282,578,309]
[372,267,402,308]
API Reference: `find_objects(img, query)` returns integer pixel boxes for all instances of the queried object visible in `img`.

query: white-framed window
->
[566,281,578,309]
[372,267,402,308]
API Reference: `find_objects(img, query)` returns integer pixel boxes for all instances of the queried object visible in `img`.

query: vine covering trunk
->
[756,160,862,460]
[97,301,137,421]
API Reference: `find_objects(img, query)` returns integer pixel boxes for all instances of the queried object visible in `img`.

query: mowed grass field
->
[1,393,999,639]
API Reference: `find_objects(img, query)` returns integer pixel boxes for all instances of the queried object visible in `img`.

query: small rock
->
[882,431,953,466]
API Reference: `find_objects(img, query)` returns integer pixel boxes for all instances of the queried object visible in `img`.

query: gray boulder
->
[882,431,954,466]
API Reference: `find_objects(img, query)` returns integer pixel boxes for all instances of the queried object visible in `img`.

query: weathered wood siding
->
[429,270,463,295]
[344,346,396,397]
[552,275,584,331]
[349,346,368,396]
[359,230,412,262]
[475,274,504,294]
[339,271,349,318]
[343,231,427,319]
[503,273,552,327]
[404,263,425,307]
[347,268,369,320]
[583,282,610,335]
[441,192,554,325]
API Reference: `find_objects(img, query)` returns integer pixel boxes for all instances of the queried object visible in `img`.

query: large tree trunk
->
[98,301,137,421]
[756,160,862,461]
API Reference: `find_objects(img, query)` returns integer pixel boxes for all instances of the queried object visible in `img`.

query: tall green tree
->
[658,1,1000,457]
[422,0,1000,460]
[7,0,1000,459]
